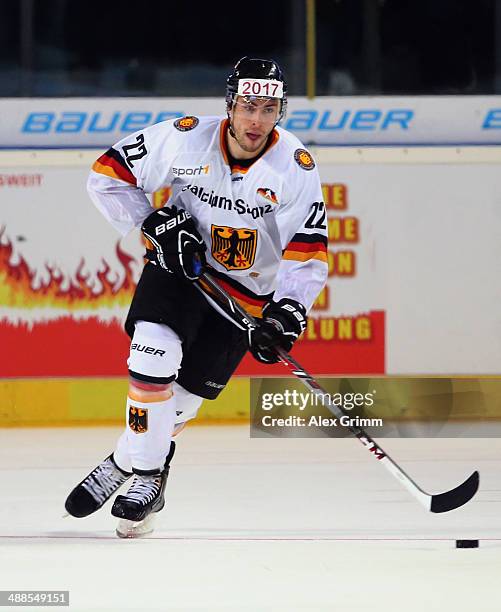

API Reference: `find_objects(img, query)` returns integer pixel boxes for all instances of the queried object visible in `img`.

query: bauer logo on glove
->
[248,298,307,364]
[154,208,192,236]
[142,205,207,281]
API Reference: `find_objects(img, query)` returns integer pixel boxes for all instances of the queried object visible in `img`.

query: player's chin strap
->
[227,115,237,140]
[226,99,238,140]
[196,270,480,514]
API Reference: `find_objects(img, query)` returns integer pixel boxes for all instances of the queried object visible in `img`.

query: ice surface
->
[0,426,500,611]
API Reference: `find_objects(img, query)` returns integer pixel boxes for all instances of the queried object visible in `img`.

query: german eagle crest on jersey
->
[174,116,199,132]
[211,225,257,271]
[129,406,148,434]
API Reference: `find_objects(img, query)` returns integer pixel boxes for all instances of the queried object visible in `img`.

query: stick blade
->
[430,470,479,513]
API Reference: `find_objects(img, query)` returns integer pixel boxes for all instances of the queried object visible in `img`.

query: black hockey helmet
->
[226,56,287,123]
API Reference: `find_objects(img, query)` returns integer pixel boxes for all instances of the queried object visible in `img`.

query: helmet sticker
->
[294,148,316,171]
[174,116,200,132]
[226,57,288,123]
[237,79,284,99]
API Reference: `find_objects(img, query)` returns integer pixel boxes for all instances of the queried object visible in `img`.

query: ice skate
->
[115,513,157,539]
[111,442,175,528]
[65,454,132,518]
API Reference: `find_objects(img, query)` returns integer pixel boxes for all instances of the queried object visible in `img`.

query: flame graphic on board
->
[0,230,136,313]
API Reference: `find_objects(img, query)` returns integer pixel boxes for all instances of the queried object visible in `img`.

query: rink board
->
[2,146,501,424]
[2,375,501,427]
[0,377,250,426]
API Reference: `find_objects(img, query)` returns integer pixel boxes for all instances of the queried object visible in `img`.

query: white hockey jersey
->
[88,115,328,316]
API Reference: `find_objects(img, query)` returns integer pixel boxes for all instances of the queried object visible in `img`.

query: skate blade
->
[116,515,156,539]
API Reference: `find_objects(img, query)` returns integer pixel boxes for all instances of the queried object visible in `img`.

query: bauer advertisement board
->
[3,96,501,148]
[2,146,501,380]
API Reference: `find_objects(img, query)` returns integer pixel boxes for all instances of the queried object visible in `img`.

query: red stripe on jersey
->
[215,277,265,308]
[93,151,137,185]
[286,241,327,254]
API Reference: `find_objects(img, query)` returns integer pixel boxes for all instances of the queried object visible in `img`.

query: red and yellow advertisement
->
[0,164,385,380]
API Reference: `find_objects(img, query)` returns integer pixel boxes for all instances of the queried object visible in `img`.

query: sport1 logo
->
[122,133,147,168]
[237,79,284,99]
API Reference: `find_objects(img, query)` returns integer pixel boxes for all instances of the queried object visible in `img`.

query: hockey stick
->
[198,271,479,513]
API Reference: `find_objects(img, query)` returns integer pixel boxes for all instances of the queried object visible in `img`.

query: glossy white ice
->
[1,426,500,611]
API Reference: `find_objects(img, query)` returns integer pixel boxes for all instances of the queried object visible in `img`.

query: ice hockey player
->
[64,57,328,537]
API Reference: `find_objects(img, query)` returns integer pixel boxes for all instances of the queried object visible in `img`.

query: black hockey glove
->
[249,298,307,364]
[141,205,206,281]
